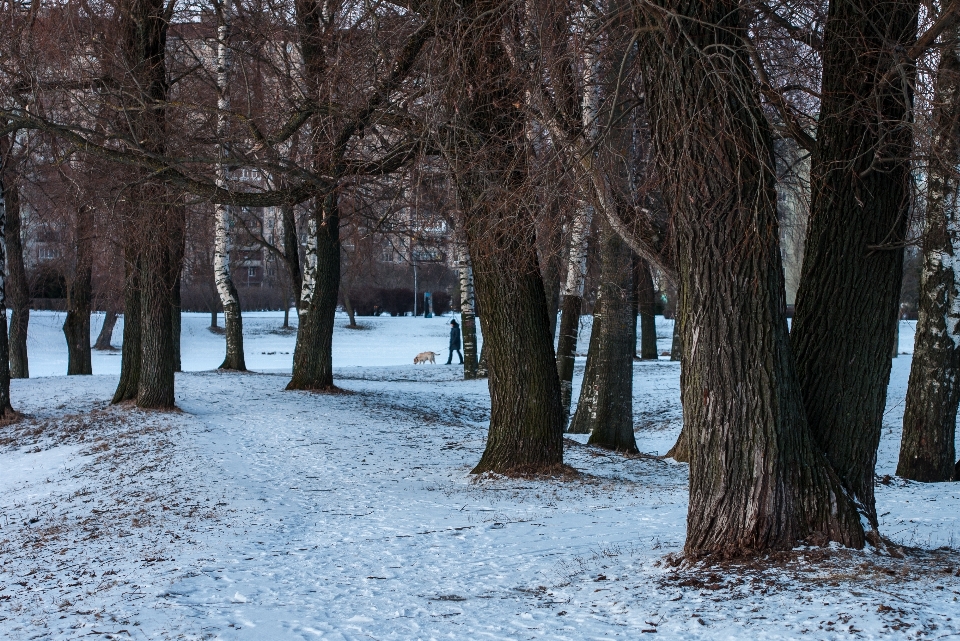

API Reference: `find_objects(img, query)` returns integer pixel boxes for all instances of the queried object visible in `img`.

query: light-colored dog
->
[413,351,438,365]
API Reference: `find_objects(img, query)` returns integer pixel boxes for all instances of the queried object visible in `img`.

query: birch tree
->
[555,9,599,420]
[898,21,960,482]
[458,239,480,379]
[213,0,246,371]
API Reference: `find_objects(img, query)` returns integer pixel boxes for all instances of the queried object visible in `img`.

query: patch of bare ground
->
[657,545,960,596]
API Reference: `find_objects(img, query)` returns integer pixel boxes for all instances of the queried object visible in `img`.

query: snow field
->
[0,313,958,639]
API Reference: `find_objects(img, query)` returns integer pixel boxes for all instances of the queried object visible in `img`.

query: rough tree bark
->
[636,259,658,359]
[898,24,960,482]
[458,240,480,379]
[639,0,864,556]
[571,218,638,453]
[790,0,918,521]
[213,1,246,371]
[63,205,93,375]
[0,135,28,379]
[445,0,564,474]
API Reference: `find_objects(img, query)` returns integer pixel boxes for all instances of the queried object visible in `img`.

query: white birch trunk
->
[299,216,318,308]
[898,27,960,481]
[213,3,245,370]
[458,239,480,378]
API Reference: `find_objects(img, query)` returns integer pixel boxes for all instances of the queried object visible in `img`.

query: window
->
[247,266,257,279]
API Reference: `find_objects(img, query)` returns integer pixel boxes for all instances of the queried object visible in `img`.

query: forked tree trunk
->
[95,310,119,350]
[640,0,864,556]
[288,195,340,391]
[579,218,638,453]
[636,259,658,359]
[898,27,960,483]
[449,1,563,474]
[1,135,28,379]
[458,240,480,379]
[63,205,93,375]
[213,3,245,371]
[790,0,918,523]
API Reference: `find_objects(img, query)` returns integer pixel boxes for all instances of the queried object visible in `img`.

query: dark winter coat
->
[449,323,461,350]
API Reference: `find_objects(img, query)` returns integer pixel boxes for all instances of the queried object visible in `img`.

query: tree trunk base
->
[284,381,348,394]
[472,462,578,479]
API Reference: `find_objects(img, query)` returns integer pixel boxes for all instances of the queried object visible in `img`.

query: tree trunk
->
[170,206,184,372]
[171,258,182,372]
[790,0,918,524]
[666,299,688,461]
[669,315,681,361]
[567,297,601,435]
[447,1,564,474]
[458,240,480,379]
[63,205,93,376]
[281,201,302,306]
[639,0,864,556]
[0,162,16,418]
[210,308,219,329]
[574,218,638,453]
[113,247,141,404]
[214,4,245,371]
[898,27,960,483]
[555,18,600,419]
[287,194,340,391]
[556,204,593,421]
[536,214,562,340]
[112,0,175,408]
[95,310,119,350]
[637,259,658,359]
[342,290,358,328]
[137,214,175,409]
[1,145,28,379]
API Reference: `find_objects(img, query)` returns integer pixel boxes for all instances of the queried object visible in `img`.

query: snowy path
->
[1,314,959,639]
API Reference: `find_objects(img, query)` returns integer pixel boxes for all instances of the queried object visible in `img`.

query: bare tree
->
[899,17,960,482]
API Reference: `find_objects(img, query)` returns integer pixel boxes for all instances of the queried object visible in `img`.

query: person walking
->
[447,319,463,364]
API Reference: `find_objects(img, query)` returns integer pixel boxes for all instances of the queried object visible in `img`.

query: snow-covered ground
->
[1,312,959,640]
